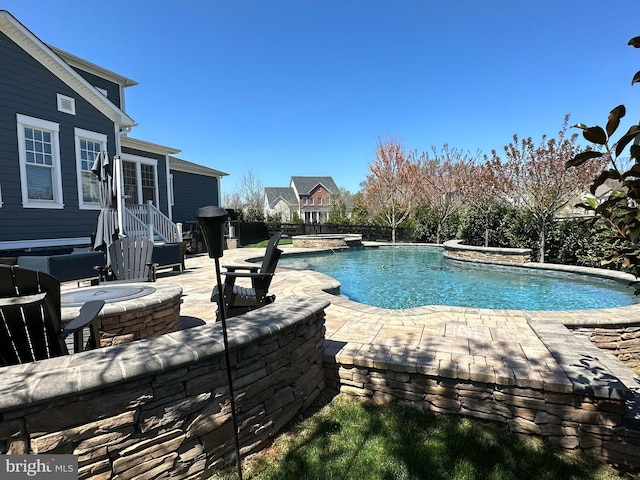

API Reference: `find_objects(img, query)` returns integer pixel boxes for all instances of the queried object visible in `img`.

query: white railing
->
[123,207,151,239]
[123,201,181,243]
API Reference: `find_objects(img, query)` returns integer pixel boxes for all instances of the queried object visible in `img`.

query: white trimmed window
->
[121,154,159,206]
[16,114,63,209]
[74,128,107,209]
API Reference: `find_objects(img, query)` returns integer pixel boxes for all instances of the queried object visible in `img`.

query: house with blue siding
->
[0,10,227,253]
[168,156,227,224]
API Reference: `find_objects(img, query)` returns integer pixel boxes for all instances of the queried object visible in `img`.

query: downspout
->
[114,125,125,236]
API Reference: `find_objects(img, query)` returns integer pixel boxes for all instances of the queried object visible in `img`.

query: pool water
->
[279,247,640,310]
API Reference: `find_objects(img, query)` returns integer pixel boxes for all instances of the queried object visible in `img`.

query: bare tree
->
[362,138,419,242]
[225,169,265,222]
[459,156,505,247]
[417,145,477,244]
[495,116,606,262]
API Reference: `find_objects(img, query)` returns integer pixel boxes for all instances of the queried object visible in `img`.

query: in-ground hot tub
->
[292,233,362,249]
[61,283,183,346]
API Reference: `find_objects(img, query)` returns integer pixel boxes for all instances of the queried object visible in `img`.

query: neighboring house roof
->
[290,176,339,195]
[265,187,298,208]
[169,156,228,178]
[0,10,135,128]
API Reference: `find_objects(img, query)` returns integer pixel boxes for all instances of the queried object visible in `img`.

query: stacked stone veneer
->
[100,296,182,347]
[568,325,640,370]
[0,297,328,479]
[292,234,362,249]
[443,239,532,264]
[62,285,183,347]
[324,344,640,471]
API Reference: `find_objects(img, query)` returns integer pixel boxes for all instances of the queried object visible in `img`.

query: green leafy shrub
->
[566,35,640,284]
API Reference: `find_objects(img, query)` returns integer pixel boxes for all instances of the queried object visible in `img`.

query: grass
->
[211,395,627,480]
[244,238,292,248]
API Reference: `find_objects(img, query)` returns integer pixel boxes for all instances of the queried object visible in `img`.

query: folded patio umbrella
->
[91,151,119,266]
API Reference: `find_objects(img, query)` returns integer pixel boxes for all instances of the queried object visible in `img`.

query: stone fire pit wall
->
[61,284,184,347]
[0,297,329,479]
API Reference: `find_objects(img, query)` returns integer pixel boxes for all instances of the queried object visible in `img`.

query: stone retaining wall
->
[571,326,640,370]
[0,297,329,479]
[324,360,640,471]
[443,239,532,264]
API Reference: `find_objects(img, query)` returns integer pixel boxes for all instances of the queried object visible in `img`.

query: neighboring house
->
[0,10,226,252]
[291,176,339,223]
[263,187,299,222]
[556,181,616,220]
[263,176,339,224]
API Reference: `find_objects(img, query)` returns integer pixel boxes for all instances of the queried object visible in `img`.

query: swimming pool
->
[279,246,640,310]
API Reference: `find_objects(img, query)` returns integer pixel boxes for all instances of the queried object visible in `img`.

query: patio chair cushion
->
[17,251,104,284]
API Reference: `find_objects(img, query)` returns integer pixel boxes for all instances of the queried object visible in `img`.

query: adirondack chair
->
[108,237,158,282]
[212,232,282,320]
[0,265,105,366]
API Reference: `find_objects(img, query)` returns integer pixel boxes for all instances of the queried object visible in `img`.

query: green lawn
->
[244,238,292,248]
[212,395,626,480]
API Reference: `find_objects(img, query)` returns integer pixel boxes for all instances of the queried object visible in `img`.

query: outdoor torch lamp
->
[194,204,243,479]
[195,205,228,259]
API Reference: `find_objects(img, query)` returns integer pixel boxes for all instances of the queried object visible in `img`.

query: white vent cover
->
[57,94,76,115]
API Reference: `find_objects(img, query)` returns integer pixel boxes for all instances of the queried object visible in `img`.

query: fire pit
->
[61,283,183,346]
[61,285,157,306]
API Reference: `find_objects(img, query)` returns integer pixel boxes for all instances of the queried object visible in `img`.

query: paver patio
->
[151,243,639,404]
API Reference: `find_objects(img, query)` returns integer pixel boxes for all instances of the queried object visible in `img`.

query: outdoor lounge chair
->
[211,232,282,320]
[108,237,158,282]
[0,265,104,366]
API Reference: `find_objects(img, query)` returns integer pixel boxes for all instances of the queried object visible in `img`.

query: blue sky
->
[4,1,640,198]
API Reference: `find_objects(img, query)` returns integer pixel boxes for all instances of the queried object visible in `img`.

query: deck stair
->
[123,201,181,243]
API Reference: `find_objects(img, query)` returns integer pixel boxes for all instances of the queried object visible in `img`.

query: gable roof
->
[50,46,138,89]
[169,156,228,178]
[290,176,339,195]
[0,10,135,127]
[265,187,298,207]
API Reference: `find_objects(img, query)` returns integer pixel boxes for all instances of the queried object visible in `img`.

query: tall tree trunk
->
[392,226,396,243]
[539,219,546,263]
[484,209,490,247]
[436,222,442,244]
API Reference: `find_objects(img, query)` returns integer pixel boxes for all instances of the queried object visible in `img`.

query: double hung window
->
[74,128,107,208]
[16,114,63,209]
